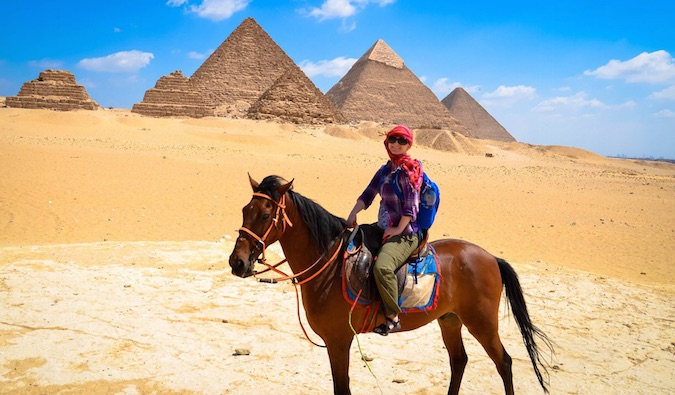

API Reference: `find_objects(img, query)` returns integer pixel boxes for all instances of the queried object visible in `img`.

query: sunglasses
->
[387,136,410,145]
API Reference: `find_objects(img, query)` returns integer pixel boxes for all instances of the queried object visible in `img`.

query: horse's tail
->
[497,257,554,393]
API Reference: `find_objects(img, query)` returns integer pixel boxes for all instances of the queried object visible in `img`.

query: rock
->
[233,348,250,356]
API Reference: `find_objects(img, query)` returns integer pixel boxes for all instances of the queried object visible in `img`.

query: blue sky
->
[1,1,674,158]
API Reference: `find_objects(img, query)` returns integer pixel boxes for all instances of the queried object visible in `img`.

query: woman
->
[347,125,423,335]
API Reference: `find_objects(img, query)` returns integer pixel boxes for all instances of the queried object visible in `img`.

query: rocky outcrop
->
[6,70,99,111]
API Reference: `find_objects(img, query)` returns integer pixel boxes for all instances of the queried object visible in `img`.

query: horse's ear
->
[278,178,294,196]
[248,173,259,191]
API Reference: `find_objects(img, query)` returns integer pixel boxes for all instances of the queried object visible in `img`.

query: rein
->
[238,190,347,347]
[240,191,345,285]
[255,236,344,285]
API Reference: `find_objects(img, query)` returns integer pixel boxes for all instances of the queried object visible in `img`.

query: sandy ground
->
[1,108,674,394]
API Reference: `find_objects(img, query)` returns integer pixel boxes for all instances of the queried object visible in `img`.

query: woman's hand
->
[382,215,412,241]
[347,212,358,228]
[382,227,399,241]
[347,200,366,228]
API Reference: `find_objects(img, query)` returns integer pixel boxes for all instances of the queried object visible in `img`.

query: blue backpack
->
[388,162,440,231]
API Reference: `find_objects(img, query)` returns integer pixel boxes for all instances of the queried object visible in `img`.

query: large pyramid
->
[189,17,299,116]
[133,17,332,119]
[247,67,343,125]
[325,40,466,132]
[6,70,99,111]
[442,87,515,142]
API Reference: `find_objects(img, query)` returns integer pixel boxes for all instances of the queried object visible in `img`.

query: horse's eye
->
[262,213,271,220]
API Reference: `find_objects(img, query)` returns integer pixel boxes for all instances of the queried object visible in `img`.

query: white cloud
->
[649,85,675,100]
[77,50,154,73]
[339,19,357,32]
[534,91,606,112]
[188,51,208,60]
[653,109,675,118]
[308,0,358,20]
[299,57,357,78]
[183,0,250,21]
[28,59,64,69]
[306,0,395,21]
[114,27,121,33]
[618,100,637,109]
[478,85,536,108]
[431,78,461,96]
[483,85,536,100]
[430,78,481,98]
[584,50,675,84]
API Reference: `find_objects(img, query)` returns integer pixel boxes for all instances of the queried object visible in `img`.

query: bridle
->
[237,191,345,286]
[238,192,293,268]
[237,190,346,348]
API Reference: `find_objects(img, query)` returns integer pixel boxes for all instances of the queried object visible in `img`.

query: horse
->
[229,175,553,395]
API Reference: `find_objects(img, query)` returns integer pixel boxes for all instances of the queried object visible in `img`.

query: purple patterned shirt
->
[358,162,420,235]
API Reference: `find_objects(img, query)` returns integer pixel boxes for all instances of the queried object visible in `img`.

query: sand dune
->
[1,108,673,394]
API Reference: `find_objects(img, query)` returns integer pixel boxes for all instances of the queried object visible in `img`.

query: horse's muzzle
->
[228,253,254,278]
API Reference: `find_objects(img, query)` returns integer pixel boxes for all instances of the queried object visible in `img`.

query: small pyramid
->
[326,40,465,132]
[190,17,299,115]
[415,128,483,154]
[442,87,515,142]
[132,71,213,118]
[247,67,343,125]
[6,70,99,111]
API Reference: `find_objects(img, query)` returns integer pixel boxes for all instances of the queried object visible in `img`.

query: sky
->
[1,1,674,159]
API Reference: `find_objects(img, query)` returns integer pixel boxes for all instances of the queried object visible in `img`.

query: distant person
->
[347,125,423,335]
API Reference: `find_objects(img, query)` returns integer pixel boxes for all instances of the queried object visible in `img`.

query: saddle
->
[343,224,433,305]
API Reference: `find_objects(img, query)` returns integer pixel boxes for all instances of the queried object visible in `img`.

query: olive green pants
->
[373,233,419,316]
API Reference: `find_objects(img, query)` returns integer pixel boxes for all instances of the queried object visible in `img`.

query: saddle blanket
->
[343,246,442,313]
[399,248,441,313]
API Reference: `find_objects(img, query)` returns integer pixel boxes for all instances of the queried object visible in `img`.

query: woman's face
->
[387,135,411,155]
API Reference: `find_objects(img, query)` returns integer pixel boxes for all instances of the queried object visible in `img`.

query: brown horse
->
[229,175,553,394]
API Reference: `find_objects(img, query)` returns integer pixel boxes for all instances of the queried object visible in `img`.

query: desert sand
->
[1,108,673,394]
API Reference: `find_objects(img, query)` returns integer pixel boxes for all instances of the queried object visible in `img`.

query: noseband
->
[238,192,293,266]
[238,191,345,286]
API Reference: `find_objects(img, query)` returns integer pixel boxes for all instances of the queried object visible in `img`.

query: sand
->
[1,108,673,394]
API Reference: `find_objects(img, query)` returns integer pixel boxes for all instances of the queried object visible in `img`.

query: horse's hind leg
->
[438,313,467,395]
[464,315,514,395]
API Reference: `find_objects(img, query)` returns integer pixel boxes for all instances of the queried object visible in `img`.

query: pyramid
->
[442,87,515,142]
[325,39,466,132]
[247,67,343,125]
[6,70,99,111]
[189,17,299,116]
[132,71,213,117]
[414,128,483,155]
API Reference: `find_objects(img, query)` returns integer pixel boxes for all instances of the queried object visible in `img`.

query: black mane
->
[255,175,348,253]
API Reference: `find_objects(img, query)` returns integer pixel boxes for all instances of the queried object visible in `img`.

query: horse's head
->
[228,174,294,278]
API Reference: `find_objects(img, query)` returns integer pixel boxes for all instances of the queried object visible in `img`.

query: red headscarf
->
[384,125,423,191]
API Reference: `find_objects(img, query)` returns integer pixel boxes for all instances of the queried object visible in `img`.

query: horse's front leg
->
[325,334,354,395]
